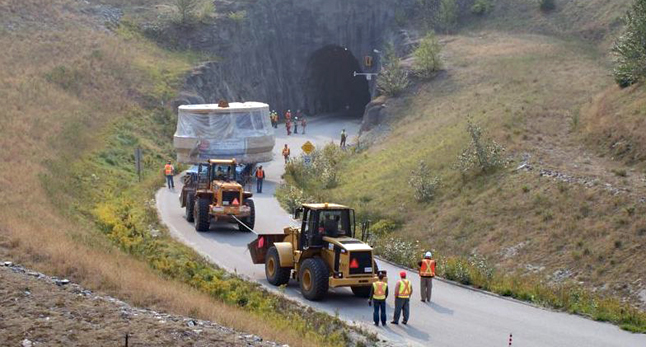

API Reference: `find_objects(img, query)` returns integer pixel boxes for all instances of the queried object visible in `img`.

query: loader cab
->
[296,203,356,250]
[207,159,238,183]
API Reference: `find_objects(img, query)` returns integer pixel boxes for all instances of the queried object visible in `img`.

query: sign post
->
[301,141,315,167]
[134,147,142,182]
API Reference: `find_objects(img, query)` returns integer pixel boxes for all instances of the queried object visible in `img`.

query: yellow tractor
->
[248,203,379,301]
[180,159,255,232]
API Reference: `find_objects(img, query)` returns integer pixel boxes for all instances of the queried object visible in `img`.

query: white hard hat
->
[425,251,432,258]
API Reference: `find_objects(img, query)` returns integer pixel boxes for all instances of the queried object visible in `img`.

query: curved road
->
[156,115,646,347]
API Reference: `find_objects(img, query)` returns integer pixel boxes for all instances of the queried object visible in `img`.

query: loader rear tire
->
[185,192,195,223]
[299,258,329,301]
[237,199,255,232]
[351,286,371,298]
[265,246,291,286]
[195,198,211,232]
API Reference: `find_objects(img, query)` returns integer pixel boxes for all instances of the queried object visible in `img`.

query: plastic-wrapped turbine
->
[173,102,276,164]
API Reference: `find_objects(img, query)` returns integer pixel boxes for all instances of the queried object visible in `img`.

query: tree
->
[471,0,493,16]
[438,0,458,34]
[377,43,409,96]
[413,32,442,79]
[612,0,646,87]
[539,0,556,12]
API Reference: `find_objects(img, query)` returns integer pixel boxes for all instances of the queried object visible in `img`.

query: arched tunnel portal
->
[302,45,371,116]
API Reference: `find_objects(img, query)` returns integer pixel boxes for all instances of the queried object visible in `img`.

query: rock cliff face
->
[174,0,413,118]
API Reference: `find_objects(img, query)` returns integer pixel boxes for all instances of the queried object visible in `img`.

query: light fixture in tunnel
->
[353,71,379,81]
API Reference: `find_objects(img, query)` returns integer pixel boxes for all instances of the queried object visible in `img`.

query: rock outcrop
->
[172,0,415,119]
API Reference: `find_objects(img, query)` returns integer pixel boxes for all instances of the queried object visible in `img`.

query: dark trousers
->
[166,175,174,189]
[393,298,410,323]
[373,300,387,325]
[256,178,263,193]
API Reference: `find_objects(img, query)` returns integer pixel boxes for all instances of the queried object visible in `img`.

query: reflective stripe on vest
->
[420,259,436,277]
[398,279,412,298]
[164,164,173,175]
[373,281,387,300]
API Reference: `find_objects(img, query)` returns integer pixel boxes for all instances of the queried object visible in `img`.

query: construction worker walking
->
[282,144,291,164]
[418,251,436,302]
[368,272,388,326]
[392,271,412,325]
[164,160,175,189]
[301,117,307,134]
[286,120,292,135]
[294,117,299,134]
[254,165,265,194]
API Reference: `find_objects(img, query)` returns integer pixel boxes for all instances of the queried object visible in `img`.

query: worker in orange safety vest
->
[368,272,389,326]
[282,144,291,164]
[418,251,436,302]
[391,271,412,325]
[254,165,265,194]
[164,160,175,189]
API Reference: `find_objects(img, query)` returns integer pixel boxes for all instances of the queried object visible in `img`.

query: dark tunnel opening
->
[303,45,371,117]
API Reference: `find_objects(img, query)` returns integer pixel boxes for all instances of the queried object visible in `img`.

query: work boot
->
[390,321,398,325]
[402,321,408,325]
[421,299,426,302]
[374,322,379,326]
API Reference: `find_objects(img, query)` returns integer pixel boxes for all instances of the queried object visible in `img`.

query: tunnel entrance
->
[303,45,371,116]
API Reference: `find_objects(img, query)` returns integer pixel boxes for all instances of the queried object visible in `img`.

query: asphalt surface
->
[156,115,646,347]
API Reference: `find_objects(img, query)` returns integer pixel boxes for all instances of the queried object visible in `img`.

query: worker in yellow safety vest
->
[392,271,412,325]
[164,160,175,189]
[368,272,388,326]
[418,251,436,302]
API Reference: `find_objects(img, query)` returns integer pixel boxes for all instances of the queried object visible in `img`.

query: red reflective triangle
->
[350,258,359,269]
[232,198,239,206]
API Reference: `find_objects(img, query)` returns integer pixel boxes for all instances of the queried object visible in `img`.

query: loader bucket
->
[247,234,285,264]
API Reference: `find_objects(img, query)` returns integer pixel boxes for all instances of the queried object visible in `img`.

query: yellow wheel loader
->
[248,203,380,301]
[180,159,255,232]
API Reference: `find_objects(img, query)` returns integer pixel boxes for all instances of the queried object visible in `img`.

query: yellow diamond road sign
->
[301,141,315,155]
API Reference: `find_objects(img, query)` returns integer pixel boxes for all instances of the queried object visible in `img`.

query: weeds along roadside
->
[277,143,646,334]
[34,24,371,347]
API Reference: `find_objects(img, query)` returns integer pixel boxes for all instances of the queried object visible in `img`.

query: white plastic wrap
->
[174,102,275,164]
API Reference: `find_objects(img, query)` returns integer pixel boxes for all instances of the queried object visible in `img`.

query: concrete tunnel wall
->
[176,0,412,117]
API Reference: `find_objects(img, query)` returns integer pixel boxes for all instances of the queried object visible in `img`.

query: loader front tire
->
[265,246,291,286]
[299,258,329,301]
[195,197,211,232]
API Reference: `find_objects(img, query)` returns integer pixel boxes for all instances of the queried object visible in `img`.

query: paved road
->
[156,115,646,347]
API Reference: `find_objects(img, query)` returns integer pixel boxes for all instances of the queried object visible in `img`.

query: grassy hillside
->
[280,0,646,331]
[0,1,363,346]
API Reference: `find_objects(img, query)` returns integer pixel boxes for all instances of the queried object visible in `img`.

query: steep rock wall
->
[173,0,413,116]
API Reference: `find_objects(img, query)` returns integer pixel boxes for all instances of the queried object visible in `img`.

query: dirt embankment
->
[0,262,283,347]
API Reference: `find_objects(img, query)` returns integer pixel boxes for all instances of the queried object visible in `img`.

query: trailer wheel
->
[351,286,371,298]
[265,246,291,286]
[299,258,329,301]
[238,199,255,231]
[195,197,211,232]
[185,192,195,223]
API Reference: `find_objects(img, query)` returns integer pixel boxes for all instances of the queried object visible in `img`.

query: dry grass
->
[582,84,646,167]
[0,1,332,345]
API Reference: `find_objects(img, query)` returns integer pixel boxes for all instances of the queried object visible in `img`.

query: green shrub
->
[373,236,420,268]
[612,0,646,87]
[275,183,308,214]
[377,57,409,96]
[471,0,493,16]
[173,0,213,25]
[540,0,556,12]
[408,160,441,202]
[412,32,443,79]
[455,118,509,174]
[228,10,247,23]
